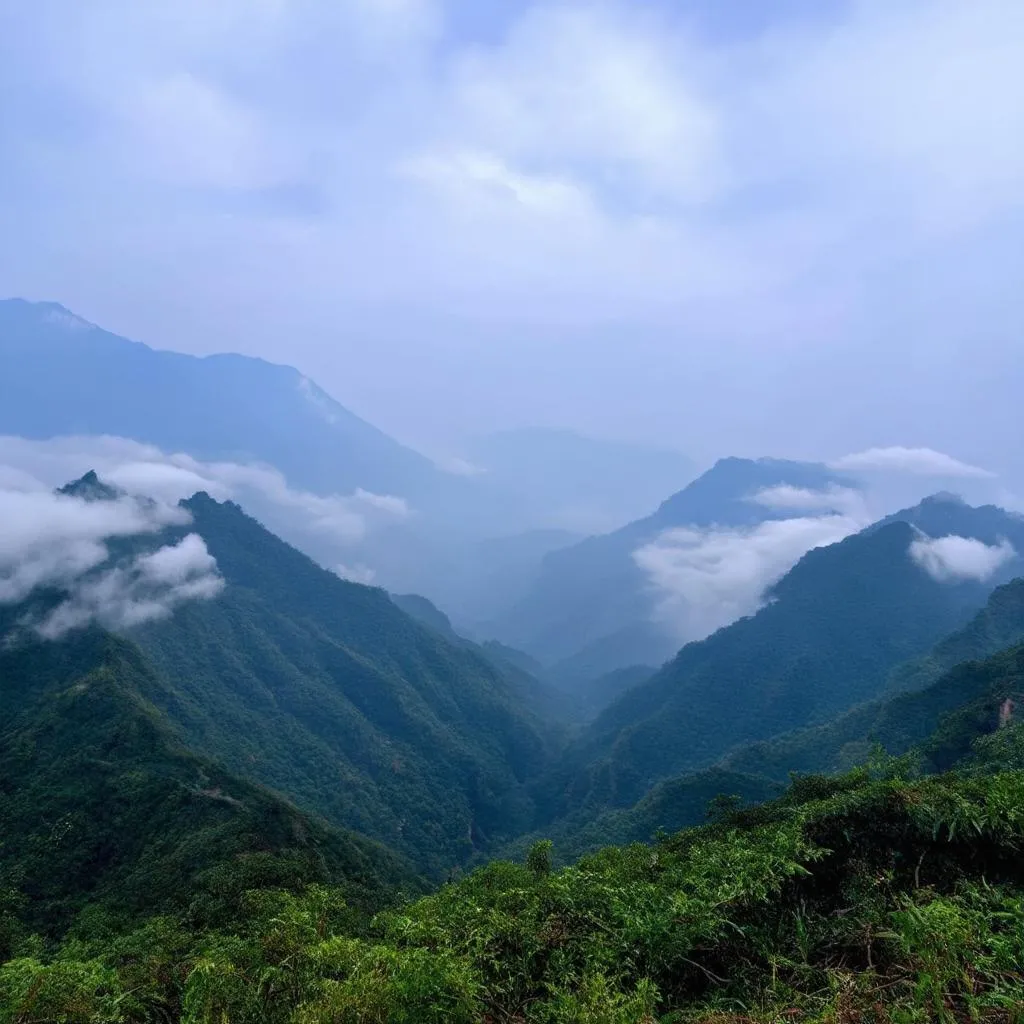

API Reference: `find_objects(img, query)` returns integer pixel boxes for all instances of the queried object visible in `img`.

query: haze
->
[2,0,1022,473]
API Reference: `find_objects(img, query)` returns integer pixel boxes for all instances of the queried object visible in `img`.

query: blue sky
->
[1,0,1022,476]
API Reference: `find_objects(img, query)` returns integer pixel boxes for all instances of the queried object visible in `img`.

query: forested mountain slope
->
[550,499,1024,816]
[5,689,1023,1023]
[533,624,1024,863]
[489,457,856,678]
[723,578,1024,783]
[0,624,418,943]
[128,492,559,876]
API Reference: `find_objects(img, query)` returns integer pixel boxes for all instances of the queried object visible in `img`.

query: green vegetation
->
[5,473,1024,1021]
[554,517,998,818]
[0,625,420,945]
[519,589,1024,863]
[706,580,1024,789]
[3,719,1022,1022]
[129,493,559,876]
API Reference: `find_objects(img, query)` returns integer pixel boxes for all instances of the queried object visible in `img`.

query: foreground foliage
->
[3,751,1023,1023]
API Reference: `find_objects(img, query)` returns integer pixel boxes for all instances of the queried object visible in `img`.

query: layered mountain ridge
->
[486,456,861,680]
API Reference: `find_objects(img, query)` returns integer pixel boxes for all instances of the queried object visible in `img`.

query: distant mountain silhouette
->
[0,299,694,612]
[0,298,444,502]
[488,456,856,677]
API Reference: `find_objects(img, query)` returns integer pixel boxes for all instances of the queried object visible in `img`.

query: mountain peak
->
[57,470,120,502]
[2,297,95,332]
[920,491,968,506]
[650,455,852,531]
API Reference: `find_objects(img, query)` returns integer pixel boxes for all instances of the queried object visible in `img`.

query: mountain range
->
[3,458,1024,1021]
[541,493,1024,818]
[514,575,1024,863]
[127,490,564,875]
[0,298,698,617]
[0,300,447,504]
[4,298,1024,1021]
[486,456,859,681]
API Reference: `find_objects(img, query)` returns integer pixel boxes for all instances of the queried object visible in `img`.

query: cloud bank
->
[0,484,222,639]
[634,510,864,645]
[635,448,1017,647]
[35,533,224,640]
[0,434,410,553]
[831,447,995,479]
[909,533,1017,583]
[751,484,868,519]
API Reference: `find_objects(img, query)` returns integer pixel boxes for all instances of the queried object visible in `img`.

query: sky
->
[1,0,1023,473]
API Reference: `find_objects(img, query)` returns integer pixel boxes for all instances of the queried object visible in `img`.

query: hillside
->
[0,623,418,943]
[550,497,1024,816]
[4,476,1024,1021]
[125,491,559,876]
[5,717,1022,1022]
[536,620,1024,863]
[488,456,857,678]
[722,579,1024,783]
[389,591,572,722]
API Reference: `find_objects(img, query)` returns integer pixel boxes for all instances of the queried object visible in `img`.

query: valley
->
[2,304,1023,1021]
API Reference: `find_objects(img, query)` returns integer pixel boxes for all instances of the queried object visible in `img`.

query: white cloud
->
[399,149,595,217]
[909,533,1017,583]
[634,513,863,645]
[3,0,1024,465]
[0,487,188,605]
[34,533,224,640]
[831,447,995,479]
[751,484,868,519]
[0,484,223,639]
[0,435,410,548]
[335,562,377,585]
[136,532,218,586]
[759,0,1024,230]
[121,72,285,190]
[442,5,722,205]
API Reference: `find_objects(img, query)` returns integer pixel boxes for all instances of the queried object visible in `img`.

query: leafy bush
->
[4,769,1021,1022]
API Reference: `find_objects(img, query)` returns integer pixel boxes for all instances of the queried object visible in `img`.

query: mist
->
[909,534,1017,584]
[0,481,222,639]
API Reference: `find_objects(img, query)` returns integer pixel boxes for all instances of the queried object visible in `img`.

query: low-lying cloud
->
[0,487,187,605]
[36,534,224,640]
[0,434,411,632]
[335,562,378,586]
[0,434,410,557]
[0,485,223,639]
[751,484,868,519]
[909,533,1017,583]
[831,447,995,479]
[634,512,864,646]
